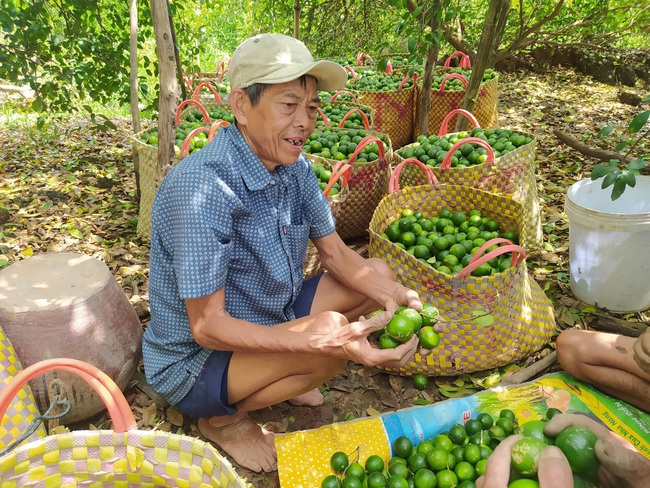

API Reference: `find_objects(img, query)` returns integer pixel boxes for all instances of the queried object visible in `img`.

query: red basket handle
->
[208,119,230,141]
[191,82,223,104]
[389,158,439,193]
[338,108,371,129]
[440,137,495,170]
[175,99,211,125]
[455,238,526,279]
[398,74,412,90]
[0,358,137,434]
[347,135,386,164]
[444,51,472,69]
[385,59,393,74]
[180,127,210,157]
[329,90,359,103]
[356,51,373,66]
[440,73,469,92]
[316,107,331,127]
[323,161,353,197]
[343,65,358,82]
[438,109,480,137]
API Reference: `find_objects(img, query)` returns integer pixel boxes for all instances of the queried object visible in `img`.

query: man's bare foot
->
[197,411,276,473]
[288,387,324,406]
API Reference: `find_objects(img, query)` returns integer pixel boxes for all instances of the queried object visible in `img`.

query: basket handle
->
[443,51,472,69]
[316,107,332,127]
[398,74,412,90]
[338,108,371,129]
[323,161,353,197]
[180,127,210,157]
[440,73,469,92]
[191,82,223,104]
[343,65,358,82]
[385,59,393,74]
[438,109,480,137]
[389,158,439,193]
[175,99,211,125]
[329,90,359,103]
[0,358,137,434]
[347,135,386,164]
[356,51,373,66]
[440,136,495,170]
[208,119,230,141]
[455,238,526,279]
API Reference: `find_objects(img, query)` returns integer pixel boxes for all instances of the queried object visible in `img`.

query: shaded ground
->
[0,68,648,487]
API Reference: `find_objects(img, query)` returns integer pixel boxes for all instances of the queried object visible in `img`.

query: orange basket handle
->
[455,238,526,279]
[316,107,331,127]
[338,108,371,130]
[329,90,359,103]
[208,119,230,141]
[180,127,211,157]
[356,51,373,66]
[443,51,472,69]
[191,82,223,104]
[440,73,469,92]
[323,162,353,197]
[389,158,438,193]
[0,358,137,434]
[440,136,495,170]
[347,135,386,164]
[175,99,211,125]
[438,109,480,137]
[343,65,358,82]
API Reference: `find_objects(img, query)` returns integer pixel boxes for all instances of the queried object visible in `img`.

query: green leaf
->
[69,229,84,239]
[414,398,431,405]
[629,111,650,134]
[472,312,494,327]
[615,141,629,151]
[590,163,611,179]
[376,58,388,73]
[628,158,648,170]
[611,179,627,200]
[407,36,417,55]
[619,170,636,187]
[601,171,619,189]
[597,125,614,136]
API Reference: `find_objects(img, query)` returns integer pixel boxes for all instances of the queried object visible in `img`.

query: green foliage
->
[591,96,649,200]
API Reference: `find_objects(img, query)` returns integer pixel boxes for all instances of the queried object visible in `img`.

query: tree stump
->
[0,253,143,424]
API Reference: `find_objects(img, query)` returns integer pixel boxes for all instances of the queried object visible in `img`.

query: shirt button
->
[283,226,286,234]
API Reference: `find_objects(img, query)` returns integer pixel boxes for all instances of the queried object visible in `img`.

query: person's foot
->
[198,411,277,473]
[288,387,324,406]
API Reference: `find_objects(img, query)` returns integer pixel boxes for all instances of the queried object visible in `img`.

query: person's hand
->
[475,434,573,488]
[633,327,650,375]
[382,284,422,315]
[545,414,650,488]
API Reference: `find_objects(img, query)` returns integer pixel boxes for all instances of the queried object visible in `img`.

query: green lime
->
[420,303,439,326]
[321,474,342,488]
[450,211,467,227]
[413,245,430,260]
[331,451,349,473]
[455,461,476,482]
[417,326,440,349]
[426,448,448,471]
[465,419,482,436]
[365,454,385,474]
[386,314,415,342]
[366,471,387,488]
[414,468,437,488]
[448,424,467,445]
[495,417,515,436]
[417,440,435,456]
[393,436,413,459]
[554,425,600,475]
[398,307,423,332]
[546,407,562,420]
[342,476,363,488]
[510,437,547,477]
[388,462,409,479]
[463,443,481,465]
[439,209,453,219]
[436,469,458,488]
[517,420,553,445]
[475,458,487,476]
[408,452,429,473]
[398,217,414,232]
[346,462,365,480]
[500,409,516,421]
[387,474,408,488]
[488,425,506,441]
[378,333,400,349]
[399,231,416,247]
[508,480,540,488]
[413,374,429,390]
[432,434,454,452]
[477,413,494,430]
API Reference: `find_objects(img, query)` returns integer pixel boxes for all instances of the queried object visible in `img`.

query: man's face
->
[236,77,320,171]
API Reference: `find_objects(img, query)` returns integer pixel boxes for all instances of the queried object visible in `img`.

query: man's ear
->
[229,89,249,126]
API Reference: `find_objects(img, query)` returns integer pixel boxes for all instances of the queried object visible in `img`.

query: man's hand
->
[475,434,573,488]
[633,327,650,375]
[383,285,422,315]
[545,414,650,488]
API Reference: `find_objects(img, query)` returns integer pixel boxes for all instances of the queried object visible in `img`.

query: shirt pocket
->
[284,223,310,270]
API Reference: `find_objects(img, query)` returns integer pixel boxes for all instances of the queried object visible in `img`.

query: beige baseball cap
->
[229,33,347,91]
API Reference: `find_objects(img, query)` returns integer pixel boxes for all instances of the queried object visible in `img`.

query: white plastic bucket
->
[564,176,650,312]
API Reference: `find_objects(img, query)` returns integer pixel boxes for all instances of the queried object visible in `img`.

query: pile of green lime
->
[380,208,519,277]
[397,126,532,168]
[312,162,344,195]
[185,107,234,124]
[408,67,497,91]
[350,71,415,92]
[320,408,601,488]
[303,127,390,162]
[316,102,373,130]
[367,303,441,352]
[140,121,208,154]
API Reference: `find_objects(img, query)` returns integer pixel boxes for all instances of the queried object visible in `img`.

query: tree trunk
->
[416,3,441,137]
[129,0,141,202]
[458,0,510,131]
[167,2,187,101]
[150,0,178,185]
[294,0,300,39]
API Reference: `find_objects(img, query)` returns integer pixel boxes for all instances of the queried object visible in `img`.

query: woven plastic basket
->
[0,358,249,487]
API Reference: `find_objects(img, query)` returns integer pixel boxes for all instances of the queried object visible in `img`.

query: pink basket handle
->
[385,59,393,74]
[191,82,223,104]
[398,74,412,90]
[0,358,137,434]
[175,99,211,125]
[338,108,371,129]
[438,109,480,137]
[444,51,472,69]
[208,119,230,141]
[329,90,359,103]
[440,136,495,170]
[356,51,373,66]
[455,238,526,279]
[316,107,331,127]
[343,65,358,82]
[323,161,353,197]
[440,73,469,92]
[180,127,210,157]
[348,135,386,164]
[390,158,439,193]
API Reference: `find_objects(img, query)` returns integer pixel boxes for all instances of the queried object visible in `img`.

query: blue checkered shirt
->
[142,124,335,404]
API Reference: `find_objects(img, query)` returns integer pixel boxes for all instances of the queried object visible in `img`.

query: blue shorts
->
[175,274,322,419]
